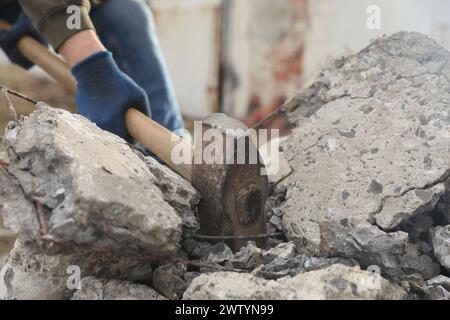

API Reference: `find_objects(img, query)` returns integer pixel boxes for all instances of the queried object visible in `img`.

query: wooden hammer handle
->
[0,20,192,181]
[125,108,192,180]
[21,37,78,94]
[0,20,77,93]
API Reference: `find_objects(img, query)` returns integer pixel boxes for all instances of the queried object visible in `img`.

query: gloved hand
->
[0,13,47,69]
[72,51,152,142]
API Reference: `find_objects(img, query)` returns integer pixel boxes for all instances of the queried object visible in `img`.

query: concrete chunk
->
[427,275,450,300]
[183,272,282,300]
[428,275,450,291]
[0,104,194,256]
[375,184,445,230]
[145,157,200,231]
[431,225,450,271]
[294,222,409,277]
[279,32,450,276]
[183,264,406,300]
[0,240,154,300]
[71,277,165,300]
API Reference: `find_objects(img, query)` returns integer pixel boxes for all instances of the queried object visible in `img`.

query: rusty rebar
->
[0,85,38,127]
[189,232,284,241]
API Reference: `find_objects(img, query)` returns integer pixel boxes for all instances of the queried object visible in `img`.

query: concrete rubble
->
[431,226,450,271]
[426,275,450,300]
[1,31,450,300]
[271,31,450,298]
[71,277,166,300]
[152,264,188,300]
[0,104,199,257]
[0,240,155,300]
[183,264,407,300]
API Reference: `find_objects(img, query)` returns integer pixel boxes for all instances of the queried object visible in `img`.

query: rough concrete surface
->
[427,275,450,300]
[145,157,200,231]
[152,264,188,300]
[0,104,199,257]
[278,32,450,279]
[0,225,14,267]
[184,264,406,300]
[71,277,165,300]
[431,225,450,271]
[0,240,155,300]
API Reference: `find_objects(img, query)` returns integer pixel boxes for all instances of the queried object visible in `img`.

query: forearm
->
[18,0,94,50]
[59,29,106,68]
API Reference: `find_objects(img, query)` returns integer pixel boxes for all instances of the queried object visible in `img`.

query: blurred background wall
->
[1,0,450,129]
[304,0,450,82]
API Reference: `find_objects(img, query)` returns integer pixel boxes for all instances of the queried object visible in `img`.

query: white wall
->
[150,0,222,118]
[221,0,308,117]
[304,0,450,82]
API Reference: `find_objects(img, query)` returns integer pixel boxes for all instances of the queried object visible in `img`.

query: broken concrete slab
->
[427,286,450,300]
[435,201,450,225]
[427,275,450,300]
[183,240,234,264]
[427,275,450,291]
[0,240,79,300]
[0,104,200,257]
[431,225,450,271]
[262,242,297,264]
[0,240,153,300]
[205,243,235,264]
[319,222,409,277]
[184,264,406,300]
[0,157,41,245]
[152,264,187,300]
[145,157,200,231]
[254,255,357,280]
[225,242,265,270]
[376,184,445,230]
[71,277,165,300]
[400,244,441,280]
[276,264,407,300]
[401,274,430,297]
[278,32,450,276]
[400,213,434,245]
[183,271,282,300]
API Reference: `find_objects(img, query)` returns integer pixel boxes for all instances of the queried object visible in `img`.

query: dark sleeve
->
[18,0,95,50]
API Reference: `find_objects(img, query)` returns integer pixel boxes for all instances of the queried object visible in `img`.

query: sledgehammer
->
[0,20,269,250]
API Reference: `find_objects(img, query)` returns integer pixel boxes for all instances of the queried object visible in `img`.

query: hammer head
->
[191,114,268,251]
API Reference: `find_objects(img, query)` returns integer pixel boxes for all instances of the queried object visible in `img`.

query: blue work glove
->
[72,51,152,142]
[0,13,47,69]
